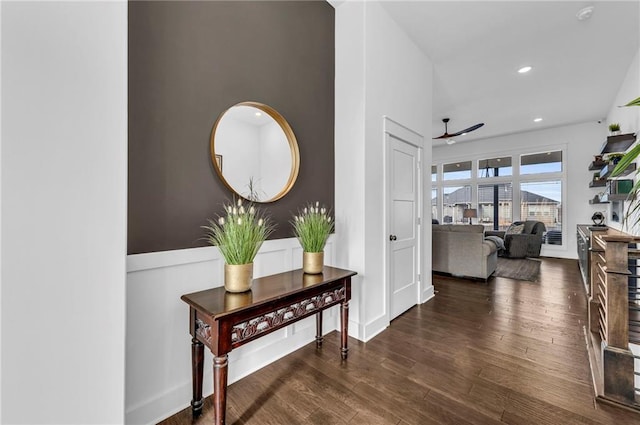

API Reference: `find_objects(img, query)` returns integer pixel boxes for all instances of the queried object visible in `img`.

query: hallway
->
[162,258,640,424]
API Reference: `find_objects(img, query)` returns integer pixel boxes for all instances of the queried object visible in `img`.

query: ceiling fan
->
[433,118,484,141]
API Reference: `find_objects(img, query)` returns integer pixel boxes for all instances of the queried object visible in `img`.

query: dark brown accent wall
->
[128,1,335,254]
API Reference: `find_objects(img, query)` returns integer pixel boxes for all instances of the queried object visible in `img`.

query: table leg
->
[315,310,323,348]
[213,355,229,425]
[340,300,349,359]
[190,337,204,416]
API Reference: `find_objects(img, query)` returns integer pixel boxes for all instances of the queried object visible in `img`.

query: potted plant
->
[609,122,621,135]
[606,152,625,165]
[203,198,274,292]
[291,201,334,274]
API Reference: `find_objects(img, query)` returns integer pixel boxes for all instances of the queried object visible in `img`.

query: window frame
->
[433,144,567,252]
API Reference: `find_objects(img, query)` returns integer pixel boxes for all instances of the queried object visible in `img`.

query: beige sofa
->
[432,224,498,280]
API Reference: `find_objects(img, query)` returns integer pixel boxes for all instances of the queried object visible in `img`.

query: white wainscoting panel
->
[125,236,336,425]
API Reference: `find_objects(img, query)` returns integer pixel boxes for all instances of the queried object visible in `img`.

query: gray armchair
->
[485,221,546,258]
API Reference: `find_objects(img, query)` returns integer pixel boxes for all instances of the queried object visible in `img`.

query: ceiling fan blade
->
[449,123,484,137]
[432,133,453,140]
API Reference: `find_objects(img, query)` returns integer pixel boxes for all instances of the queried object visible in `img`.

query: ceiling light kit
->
[534,118,543,122]
[518,66,532,74]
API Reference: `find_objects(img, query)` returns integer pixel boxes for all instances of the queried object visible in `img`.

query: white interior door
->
[388,135,420,320]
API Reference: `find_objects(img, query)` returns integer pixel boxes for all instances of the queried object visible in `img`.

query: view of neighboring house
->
[438,186,561,243]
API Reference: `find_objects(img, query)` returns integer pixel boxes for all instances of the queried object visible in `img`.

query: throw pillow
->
[506,223,525,234]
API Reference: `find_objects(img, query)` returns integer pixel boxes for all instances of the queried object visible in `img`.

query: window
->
[478,183,513,230]
[520,151,562,175]
[520,180,562,245]
[443,161,472,181]
[431,188,438,221]
[433,146,565,247]
[478,156,512,178]
[443,185,471,224]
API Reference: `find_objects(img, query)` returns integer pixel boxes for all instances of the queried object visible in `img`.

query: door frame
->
[383,116,424,323]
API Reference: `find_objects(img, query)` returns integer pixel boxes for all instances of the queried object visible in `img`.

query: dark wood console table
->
[181,266,357,425]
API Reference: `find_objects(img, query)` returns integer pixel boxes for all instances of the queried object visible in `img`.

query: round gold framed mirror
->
[210,101,300,203]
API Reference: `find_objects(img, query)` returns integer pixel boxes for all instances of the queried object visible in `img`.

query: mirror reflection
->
[210,102,299,202]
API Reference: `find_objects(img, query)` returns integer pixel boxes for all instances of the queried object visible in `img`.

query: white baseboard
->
[421,284,435,304]
[362,313,389,342]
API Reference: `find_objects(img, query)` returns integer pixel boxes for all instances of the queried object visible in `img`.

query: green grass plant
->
[291,202,334,253]
[203,198,274,264]
[624,96,640,107]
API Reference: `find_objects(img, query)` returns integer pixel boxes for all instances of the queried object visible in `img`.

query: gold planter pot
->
[224,263,254,293]
[303,251,324,274]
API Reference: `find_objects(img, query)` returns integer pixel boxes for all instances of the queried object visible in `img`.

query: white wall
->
[1,2,127,424]
[125,237,337,424]
[607,50,640,138]
[605,48,640,234]
[433,121,607,260]
[334,1,366,339]
[0,3,4,420]
[335,2,433,340]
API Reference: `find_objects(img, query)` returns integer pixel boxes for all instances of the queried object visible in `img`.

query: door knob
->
[389,235,397,241]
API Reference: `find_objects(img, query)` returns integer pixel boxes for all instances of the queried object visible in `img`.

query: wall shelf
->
[600,193,630,202]
[599,133,636,154]
[589,160,607,171]
[599,162,636,179]
[589,179,606,188]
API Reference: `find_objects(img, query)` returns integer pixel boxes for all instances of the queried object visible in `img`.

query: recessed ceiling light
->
[576,6,594,21]
[518,66,532,74]
[534,117,543,122]
[255,112,262,117]
[447,139,456,145]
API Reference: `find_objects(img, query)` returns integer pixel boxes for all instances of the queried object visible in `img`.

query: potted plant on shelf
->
[605,152,625,165]
[609,122,621,135]
[291,201,334,274]
[203,198,274,292]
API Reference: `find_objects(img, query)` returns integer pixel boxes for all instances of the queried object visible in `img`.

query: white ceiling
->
[380,1,640,146]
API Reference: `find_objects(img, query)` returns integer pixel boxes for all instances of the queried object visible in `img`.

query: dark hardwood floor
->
[160,258,640,424]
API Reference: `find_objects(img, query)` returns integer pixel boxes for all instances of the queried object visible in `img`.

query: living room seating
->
[485,221,546,258]
[432,224,498,280]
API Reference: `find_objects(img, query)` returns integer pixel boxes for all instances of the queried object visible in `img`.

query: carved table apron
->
[181,266,356,425]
